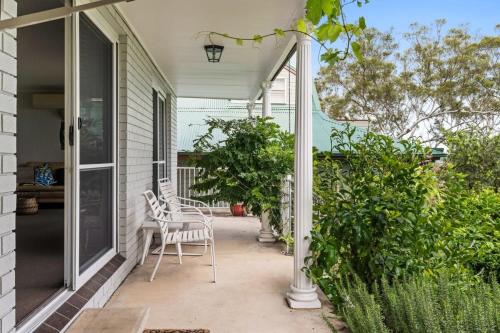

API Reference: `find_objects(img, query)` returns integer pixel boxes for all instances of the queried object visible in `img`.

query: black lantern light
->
[204,44,224,63]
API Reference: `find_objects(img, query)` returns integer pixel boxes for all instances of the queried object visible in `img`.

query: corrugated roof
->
[177,95,367,153]
[177,95,444,157]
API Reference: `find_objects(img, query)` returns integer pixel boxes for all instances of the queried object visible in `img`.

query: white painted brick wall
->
[0,309,14,333]
[0,215,13,235]
[0,1,16,332]
[0,252,14,277]
[0,94,14,115]
[1,115,15,133]
[1,195,15,215]
[1,156,15,174]
[0,0,16,18]
[0,290,14,321]
[0,271,14,295]
[0,233,14,255]
[1,74,15,95]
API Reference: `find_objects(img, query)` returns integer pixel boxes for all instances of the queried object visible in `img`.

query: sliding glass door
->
[76,13,117,279]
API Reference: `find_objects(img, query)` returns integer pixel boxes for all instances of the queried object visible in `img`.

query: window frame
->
[73,10,119,289]
[152,89,167,195]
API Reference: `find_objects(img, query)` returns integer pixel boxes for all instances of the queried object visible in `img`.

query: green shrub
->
[444,129,499,191]
[308,127,500,306]
[191,117,293,229]
[337,277,390,333]
[432,169,500,277]
[336,275,500,333]
[307,127,439,300]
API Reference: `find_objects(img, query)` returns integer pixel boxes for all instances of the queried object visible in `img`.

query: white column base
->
[286,285,321,309]
[258,210,275,243]
[258,231,276,243]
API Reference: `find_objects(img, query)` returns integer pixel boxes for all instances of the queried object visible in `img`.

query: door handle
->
[69,124,74,146]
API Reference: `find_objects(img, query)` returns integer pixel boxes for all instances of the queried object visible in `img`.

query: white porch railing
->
[177,167,230,208]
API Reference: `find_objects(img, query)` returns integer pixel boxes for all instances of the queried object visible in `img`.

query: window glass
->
[79,168,113,272]
[79,14,113,165]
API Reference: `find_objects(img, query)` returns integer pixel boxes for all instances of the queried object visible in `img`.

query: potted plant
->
[229,203,246,216]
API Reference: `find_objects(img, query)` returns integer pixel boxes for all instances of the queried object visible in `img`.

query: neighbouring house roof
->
[177,93,446,158]
[177,91,367,154]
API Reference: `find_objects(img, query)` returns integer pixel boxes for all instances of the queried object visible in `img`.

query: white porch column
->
[286,32,321,309]
[258,81,275,243]
[247,101,255,118]
[261,81,272,117]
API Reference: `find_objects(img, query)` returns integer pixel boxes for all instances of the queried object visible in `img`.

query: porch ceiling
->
[117,0,304,100]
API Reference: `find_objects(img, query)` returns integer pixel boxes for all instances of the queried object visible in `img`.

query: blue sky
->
[311,0,500,76]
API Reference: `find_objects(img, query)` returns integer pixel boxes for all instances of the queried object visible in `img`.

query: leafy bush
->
[444,129,500,191]
[308,127,500,306]
[432,167,500,277]
[307,127,438,299]
[336,275,500,333]
[191,117,293,228]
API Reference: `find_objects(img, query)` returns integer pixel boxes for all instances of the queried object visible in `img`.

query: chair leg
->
[204,239,208,254]
[210,237,216,283]
[176,242,183,264]
[150,240,165,282]
[140,229,153,265]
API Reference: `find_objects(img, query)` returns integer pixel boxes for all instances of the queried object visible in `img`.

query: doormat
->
[144,330,209,333]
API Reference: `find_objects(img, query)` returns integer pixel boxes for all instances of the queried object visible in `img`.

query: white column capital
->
[295,31,312,44]
[261,80,273,91]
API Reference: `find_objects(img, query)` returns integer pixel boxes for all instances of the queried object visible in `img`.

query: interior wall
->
[16,92,64,165]
[16,9,65,176]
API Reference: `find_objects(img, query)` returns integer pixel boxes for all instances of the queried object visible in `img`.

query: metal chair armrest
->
[147,214,209,227]
[177,197,213,217]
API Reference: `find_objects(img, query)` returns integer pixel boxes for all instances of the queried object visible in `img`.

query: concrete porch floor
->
[105,216,334,333]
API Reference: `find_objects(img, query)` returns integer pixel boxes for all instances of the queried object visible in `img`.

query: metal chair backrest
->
[143,190,169,235]
[158,178,182,220]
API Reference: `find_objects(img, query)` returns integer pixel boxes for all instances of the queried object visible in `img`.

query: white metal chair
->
[142,190,216,282]
[158,178,213,225]
[158,178,213,254]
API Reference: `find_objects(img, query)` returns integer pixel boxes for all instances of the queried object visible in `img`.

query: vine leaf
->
[321,0,334,16]
[253,34,263,43]
[274,28,285,37]
[328,24,342,42]
[236,38,244,46]
[317,23,330,41]
[351,41,362,61]
[297,18,308,33]
[306,0,322,25]
[359,16,366,30]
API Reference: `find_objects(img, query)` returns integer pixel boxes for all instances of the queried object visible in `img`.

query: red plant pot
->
[230,203,245,216]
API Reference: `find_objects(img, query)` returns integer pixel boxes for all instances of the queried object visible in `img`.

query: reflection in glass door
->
[78,14,115,274]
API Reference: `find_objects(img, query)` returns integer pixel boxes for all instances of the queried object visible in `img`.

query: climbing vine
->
[200,0,370,64]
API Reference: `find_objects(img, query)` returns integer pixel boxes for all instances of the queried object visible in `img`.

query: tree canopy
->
[316,20,500,143]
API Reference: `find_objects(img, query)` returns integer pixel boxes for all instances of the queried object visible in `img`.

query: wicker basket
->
[17,197,39,215]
